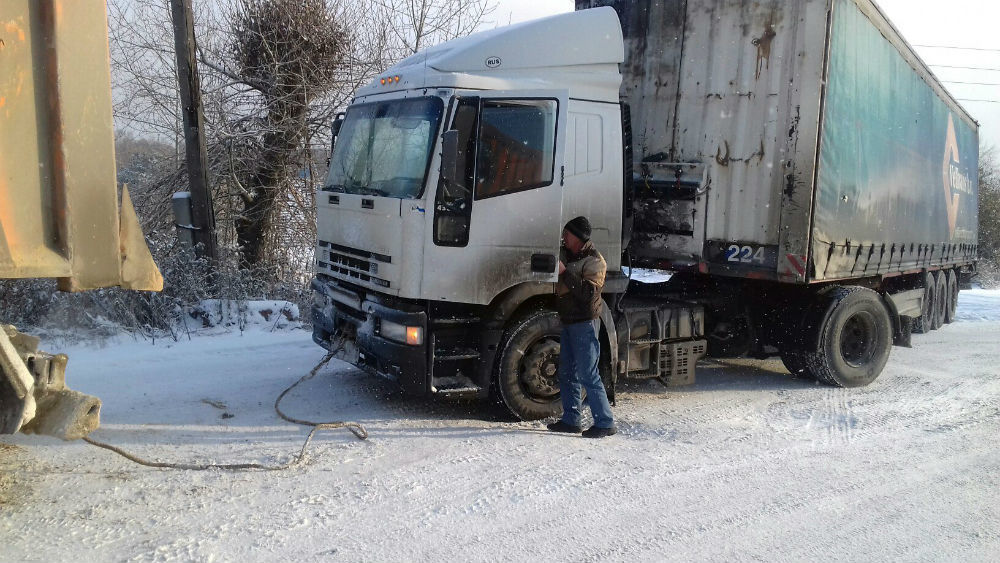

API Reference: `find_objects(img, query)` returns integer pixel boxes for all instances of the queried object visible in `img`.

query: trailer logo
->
[942,114,972,237]
[485,57,502,68]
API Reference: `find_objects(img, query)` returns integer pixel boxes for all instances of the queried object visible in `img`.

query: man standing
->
[547,216,617,438]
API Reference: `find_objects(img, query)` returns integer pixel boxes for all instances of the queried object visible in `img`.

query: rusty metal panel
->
[0,0,161,291]
[580,0,833,279]
[673,1,832,271]
[677,1,828,248]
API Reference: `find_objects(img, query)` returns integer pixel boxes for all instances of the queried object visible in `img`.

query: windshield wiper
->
[321,183,387,196]
[356,186,389,197]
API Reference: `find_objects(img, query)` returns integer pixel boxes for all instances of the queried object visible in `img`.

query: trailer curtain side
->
[811,0,979,281]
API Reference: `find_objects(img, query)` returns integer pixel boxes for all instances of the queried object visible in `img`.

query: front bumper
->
[311,278,429,396]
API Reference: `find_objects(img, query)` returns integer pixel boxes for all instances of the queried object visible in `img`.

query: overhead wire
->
[913,44,1000,53]
[941,80,1000,86]
[929,64,1000,72]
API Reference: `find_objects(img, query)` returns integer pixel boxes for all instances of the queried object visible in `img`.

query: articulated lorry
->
[1,0,163,439]
[311,0,979,420]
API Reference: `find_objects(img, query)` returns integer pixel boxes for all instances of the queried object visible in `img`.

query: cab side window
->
[475,100,557,199]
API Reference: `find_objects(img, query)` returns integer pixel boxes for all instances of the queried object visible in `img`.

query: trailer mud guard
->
[885,288,923,348]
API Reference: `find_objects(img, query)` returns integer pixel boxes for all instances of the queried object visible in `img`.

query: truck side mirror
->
[330,113,345,152]
[440,130,460,186]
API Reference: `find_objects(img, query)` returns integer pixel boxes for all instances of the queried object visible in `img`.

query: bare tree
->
[978,147,999,266]
[199,0,350,268]
[108,0,183,159]
[372,0,494,58]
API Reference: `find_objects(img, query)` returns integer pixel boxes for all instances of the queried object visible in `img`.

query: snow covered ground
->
[2,291,999,562]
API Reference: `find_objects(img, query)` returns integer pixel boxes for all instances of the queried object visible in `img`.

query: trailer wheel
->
[932,271,947,330]
[913,272,936,334]
[944,269,959,324]
[494,308,563,420]
[800,287,892,388]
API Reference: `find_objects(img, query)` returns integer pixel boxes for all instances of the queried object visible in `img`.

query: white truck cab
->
[316,8,624,304]
[312,9,639,415]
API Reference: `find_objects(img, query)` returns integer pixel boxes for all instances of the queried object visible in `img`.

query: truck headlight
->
[380,319,423,345]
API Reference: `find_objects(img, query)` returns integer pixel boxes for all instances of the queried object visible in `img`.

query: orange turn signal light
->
[406,326,422,346]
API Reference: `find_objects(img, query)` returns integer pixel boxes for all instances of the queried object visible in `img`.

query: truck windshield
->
[325,97,444,199]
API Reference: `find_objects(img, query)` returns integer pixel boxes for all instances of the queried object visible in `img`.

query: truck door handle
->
[531,253,557,273]
[361,198,374,209]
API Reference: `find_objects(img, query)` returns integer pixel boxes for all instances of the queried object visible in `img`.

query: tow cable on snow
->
[82,340,368,471]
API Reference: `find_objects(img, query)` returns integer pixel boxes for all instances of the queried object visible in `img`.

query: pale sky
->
[496,0,1000,152]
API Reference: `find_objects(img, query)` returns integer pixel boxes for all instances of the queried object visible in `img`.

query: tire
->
[800,287,893,388]
[780,352,815,380]
[912,272,936,334]
[932,271,947,330]
[494,308,564,420]
[944,269,959,324]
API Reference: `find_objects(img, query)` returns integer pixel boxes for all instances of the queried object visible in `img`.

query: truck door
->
[425,91,568,305]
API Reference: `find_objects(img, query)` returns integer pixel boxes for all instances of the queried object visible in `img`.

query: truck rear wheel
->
[494,308,563,420]
[800,287,892,388]
[913,272,936,334]
[944,269,959,324]
[932,271,947,330]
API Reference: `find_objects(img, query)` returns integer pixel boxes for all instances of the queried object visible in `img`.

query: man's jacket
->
[556,240,607,324]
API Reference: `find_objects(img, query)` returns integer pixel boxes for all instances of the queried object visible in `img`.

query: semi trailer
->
[310,0,979,420]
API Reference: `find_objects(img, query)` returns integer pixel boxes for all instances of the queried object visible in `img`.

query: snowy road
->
[2,292,999,562]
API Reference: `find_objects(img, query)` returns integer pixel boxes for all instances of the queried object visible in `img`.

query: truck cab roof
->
[356,7,624,103]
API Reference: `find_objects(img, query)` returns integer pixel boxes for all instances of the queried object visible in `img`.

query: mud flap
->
[599,303,618,406]
[886,288,923,348]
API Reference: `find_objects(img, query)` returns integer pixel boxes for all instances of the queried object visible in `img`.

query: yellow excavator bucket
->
[0,0,162,291]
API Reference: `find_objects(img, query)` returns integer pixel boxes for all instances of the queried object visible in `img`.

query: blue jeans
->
[559,320,614,428]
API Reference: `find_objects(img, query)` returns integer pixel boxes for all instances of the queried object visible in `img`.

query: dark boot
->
[547,420,582,433]
[582,425,617,438]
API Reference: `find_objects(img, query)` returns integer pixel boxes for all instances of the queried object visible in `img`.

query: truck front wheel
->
[800,287,892,388]
[494,308,563,420]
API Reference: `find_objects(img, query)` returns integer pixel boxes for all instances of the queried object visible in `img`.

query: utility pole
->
[170,0,217,261]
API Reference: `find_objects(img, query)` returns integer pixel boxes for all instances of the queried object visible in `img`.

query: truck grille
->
[317,240,391,288]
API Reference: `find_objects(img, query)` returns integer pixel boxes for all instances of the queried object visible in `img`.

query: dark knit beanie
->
[564,216,592,242]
